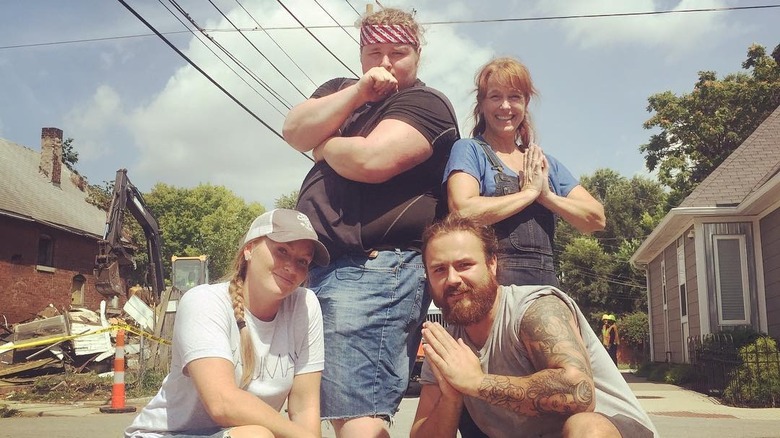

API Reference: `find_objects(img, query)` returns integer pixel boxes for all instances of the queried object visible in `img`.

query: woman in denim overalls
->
[445,57,605,288]
[442,57,606,436]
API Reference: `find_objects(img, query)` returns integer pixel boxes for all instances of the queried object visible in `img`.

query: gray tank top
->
[420,285,658,437]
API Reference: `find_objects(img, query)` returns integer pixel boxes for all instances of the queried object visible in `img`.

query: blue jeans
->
[309,249,429,420]
[496,251,559,288]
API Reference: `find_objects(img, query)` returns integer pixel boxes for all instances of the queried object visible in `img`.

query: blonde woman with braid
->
[126,209,330,438]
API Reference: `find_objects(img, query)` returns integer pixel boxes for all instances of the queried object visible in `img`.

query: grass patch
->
[126,369,166,398]
[4,369,167,403]
[633,362,698,386]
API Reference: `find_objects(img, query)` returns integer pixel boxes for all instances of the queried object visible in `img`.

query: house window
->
[37,234,54,267]
[71,275,86,306]
[713,235,750,325]
[677,238,687,317]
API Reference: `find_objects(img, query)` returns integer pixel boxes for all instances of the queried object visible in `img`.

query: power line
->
[114,0,314,163]
[273,0,359,78]
[233,0,317,87]
[344,0,361,17]
[207,0,309,99]
[6,3,778,51]
[313,0,359,45]
[153,0,288,115]
[421,4,780,26]
[166,0,292,111]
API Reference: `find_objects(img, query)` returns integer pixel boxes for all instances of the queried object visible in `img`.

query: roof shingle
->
[680,105,780,208]
[0,137,106,237]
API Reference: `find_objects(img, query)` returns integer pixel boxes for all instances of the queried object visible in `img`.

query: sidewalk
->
[4,371,779,423]
[1,397,152,417]
[622,370,780,421]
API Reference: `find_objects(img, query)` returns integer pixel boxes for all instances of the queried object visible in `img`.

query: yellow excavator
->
[93,169,208,370]
[93,169,209,302]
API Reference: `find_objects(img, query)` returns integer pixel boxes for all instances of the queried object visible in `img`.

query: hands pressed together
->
[520,144,550,199]
[421,321,484,400]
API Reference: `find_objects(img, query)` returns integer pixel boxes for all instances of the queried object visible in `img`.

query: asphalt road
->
[4,400,780,438]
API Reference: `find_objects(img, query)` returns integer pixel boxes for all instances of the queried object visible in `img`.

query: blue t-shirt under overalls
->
[443,136,578,287]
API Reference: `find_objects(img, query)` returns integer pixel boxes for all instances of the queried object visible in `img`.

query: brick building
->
[0,128,109,325]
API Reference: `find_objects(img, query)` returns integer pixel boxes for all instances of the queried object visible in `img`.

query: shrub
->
[620,311,649,348]
[722,336,780,407]
[664,364,697,385]
[634,362,700,386]
[634,362,654,378]
[647,363,672,382]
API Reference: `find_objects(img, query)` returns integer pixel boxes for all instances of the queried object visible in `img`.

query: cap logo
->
[297,212,314,233]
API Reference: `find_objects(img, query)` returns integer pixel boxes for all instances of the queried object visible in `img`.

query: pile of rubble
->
[0,300,152,393]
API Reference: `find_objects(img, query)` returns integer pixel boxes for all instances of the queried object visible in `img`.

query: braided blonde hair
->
[225,242,255,389]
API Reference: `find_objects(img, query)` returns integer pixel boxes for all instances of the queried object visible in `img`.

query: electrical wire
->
[313,0,359,45]
[233,0,317,87]
[167,0,293,111]
[344,0,361,17]
[6,4,778,50]
[115,0,314,163]
[273,0,359,77]
[207,0,309,99]
[421,4,780,26]
[155,0,289,115]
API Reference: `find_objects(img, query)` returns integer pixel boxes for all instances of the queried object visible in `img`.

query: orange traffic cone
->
[100,329,137,413]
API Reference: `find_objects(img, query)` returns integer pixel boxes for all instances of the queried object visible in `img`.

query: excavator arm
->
[94,169,165,300]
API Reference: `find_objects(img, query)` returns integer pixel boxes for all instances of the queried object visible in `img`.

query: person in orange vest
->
[602,314,620,365]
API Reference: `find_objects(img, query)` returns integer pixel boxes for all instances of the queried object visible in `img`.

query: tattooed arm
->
[415,296,595,422]
[478,295,595,416]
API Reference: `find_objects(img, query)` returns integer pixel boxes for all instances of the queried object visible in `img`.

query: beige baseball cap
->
[242,209,330,267]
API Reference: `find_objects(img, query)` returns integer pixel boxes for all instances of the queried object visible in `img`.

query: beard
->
[440,273,498,326]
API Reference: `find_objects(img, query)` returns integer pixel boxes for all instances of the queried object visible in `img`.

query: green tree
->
[61,137,79,171]
[556,169,666,316]
[127,184,264,284]
[559,236,612,311]
[640,43,780,208]
[274,190,299,209]
[86,180,113,211]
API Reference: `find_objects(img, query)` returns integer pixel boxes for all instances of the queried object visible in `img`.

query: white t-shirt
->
[125,282,324,438]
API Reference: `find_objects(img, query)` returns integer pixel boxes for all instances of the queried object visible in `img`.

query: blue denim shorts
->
[309,249,429,420]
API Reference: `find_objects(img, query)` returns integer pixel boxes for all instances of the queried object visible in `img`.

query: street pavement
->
[2,371,780,437]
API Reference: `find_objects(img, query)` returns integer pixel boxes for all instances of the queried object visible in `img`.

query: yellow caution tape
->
[0,323,171,354]
[113,323,171,346]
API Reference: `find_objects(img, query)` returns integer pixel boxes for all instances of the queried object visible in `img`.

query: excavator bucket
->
[94,240,127,297]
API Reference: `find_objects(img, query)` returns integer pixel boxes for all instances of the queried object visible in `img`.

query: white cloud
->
[63,85,125,161]
[85,0,489,207]
[537,0,734,53]
[30,0,772,208]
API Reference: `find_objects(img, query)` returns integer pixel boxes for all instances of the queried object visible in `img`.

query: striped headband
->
[360,24,419,47]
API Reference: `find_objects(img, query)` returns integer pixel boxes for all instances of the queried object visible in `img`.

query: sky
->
[1,0,778,209]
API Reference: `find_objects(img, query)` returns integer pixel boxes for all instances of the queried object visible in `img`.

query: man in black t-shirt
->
[283,7,459,438]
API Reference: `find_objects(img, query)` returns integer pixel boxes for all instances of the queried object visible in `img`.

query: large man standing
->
[411,215,657,438]
[282,7,459,438]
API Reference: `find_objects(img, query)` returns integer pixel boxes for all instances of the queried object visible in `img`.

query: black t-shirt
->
[296,78,459,259]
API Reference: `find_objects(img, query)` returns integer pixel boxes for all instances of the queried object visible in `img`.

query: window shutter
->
[715,238,745,321]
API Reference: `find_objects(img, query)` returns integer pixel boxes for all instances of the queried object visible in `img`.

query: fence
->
[688,333,780,407]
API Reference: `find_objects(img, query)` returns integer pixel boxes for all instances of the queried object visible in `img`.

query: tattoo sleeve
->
[476,295,595,416]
